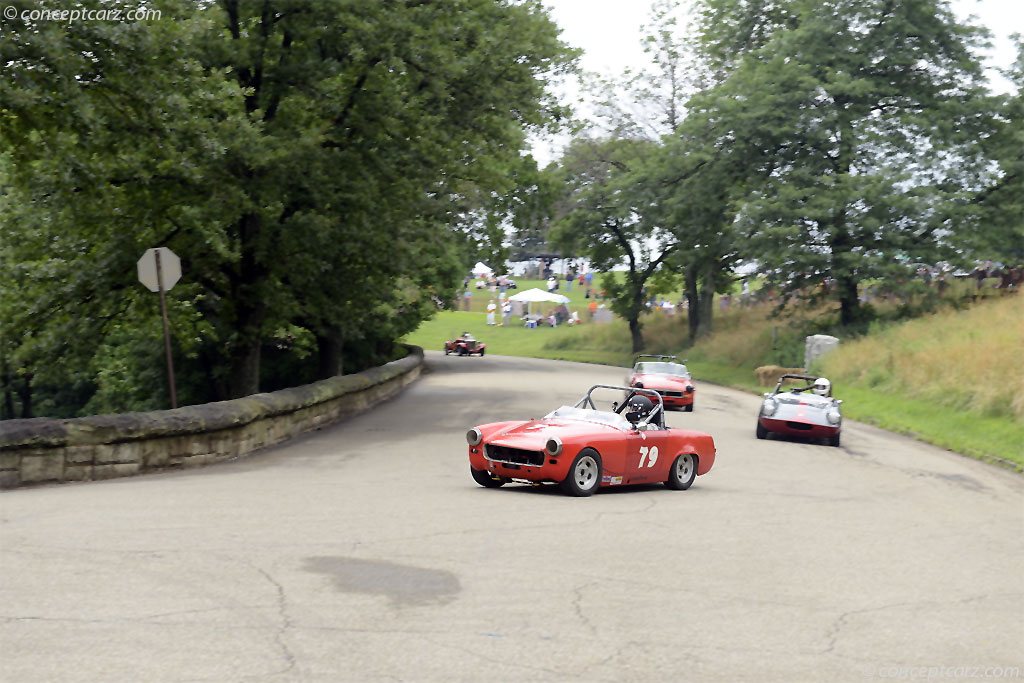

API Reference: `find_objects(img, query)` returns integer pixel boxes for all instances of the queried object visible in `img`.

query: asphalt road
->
[1,352,1022,683]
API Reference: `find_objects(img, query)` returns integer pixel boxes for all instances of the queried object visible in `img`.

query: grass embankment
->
[404,288,1023,470]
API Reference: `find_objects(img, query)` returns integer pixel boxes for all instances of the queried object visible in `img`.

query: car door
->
[624,427,673,485]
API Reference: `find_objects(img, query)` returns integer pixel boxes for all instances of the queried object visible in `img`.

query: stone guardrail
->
[0,345,424,489]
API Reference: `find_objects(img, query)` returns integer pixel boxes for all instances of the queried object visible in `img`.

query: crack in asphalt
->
[571,581,599,637]
[820,593,1001,655]
[247,562,298,677]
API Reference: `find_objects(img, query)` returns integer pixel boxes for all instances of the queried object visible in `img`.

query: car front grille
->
[656,390,684,398]
[486,444,545,467]
[786,421,813,430]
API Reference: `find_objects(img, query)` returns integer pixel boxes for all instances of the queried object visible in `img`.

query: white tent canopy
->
[508,288,570,304]
[472,262,493,278]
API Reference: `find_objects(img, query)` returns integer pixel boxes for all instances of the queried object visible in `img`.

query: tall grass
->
[820,295,1024,422]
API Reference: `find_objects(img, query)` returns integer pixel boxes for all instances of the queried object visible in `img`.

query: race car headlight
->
[633,381,644,389]
[545,437,563,456]
[826,409,841,425]
[762,398,778,416]
[685,385,694,393]
[466,428,483,446]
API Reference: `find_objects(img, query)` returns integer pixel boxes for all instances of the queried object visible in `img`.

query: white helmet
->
[813,378,831,396]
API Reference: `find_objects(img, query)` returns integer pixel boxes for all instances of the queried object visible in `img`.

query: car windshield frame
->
[634,361,689,377]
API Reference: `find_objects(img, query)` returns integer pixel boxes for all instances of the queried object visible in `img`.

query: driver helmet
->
[812,378,831,396]
[625,395,654,422]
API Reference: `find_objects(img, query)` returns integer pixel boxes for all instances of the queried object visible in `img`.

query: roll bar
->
[573,384,666,430]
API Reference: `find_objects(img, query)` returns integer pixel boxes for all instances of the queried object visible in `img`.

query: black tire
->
[479,348,485,357]
[444,345,450,355]
[756,421,768,439]
[665,453,698,490]
[458,347,467,356]
[683,402,694,412]
[828,432,841,447]
[560,448,602,497]
[471,467,505,488]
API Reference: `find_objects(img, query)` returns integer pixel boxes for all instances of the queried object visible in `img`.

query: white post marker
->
[137,247,181,409]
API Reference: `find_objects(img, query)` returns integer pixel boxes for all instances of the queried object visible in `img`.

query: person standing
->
[501,299,512,326]
[486,300,497,325]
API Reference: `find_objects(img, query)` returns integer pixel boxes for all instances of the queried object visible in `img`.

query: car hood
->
[488,418,626,450]
[632,373,692,389]
[773,393,833,408]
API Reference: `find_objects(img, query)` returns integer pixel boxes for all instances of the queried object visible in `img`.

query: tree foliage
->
[691,0,996,326]
[0,0,575,417]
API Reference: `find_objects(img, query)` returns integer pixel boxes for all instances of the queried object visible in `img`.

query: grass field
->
[404,287,1023,470]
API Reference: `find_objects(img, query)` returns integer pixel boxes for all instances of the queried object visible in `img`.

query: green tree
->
[692,0,994,326]
[0,0,576,416]
[551,137,680,352]
[964,36,1024,265]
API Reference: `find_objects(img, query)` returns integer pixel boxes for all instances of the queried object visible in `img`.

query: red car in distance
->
[627,355,696,412]
[467,385,716,496]
[444,333,486,356]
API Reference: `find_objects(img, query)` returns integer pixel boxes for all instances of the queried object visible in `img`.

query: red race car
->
[467,385,716,496]
[444,332,486,356]
[626,355,696,412]
[756,374,843,446]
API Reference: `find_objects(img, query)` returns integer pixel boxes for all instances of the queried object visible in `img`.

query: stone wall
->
[0,346,424,489]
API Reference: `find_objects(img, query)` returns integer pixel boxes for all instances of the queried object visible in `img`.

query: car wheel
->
[560,448,602,497]
[684,402,694,412]
[828,432,841,447]
[479,348,485,356]
[444,345,450,355]
[471,467,505,488]
[756,422,768,439]
[458,347,467,356]
[665,453,698,490]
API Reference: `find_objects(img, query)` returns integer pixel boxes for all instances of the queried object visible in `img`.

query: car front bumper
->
[759,417,839,439]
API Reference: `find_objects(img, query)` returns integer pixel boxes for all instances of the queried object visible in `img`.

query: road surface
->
[1,353,1021,682]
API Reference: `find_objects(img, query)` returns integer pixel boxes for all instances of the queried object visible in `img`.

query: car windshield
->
[634,362,689,377]
[544,406,631,430]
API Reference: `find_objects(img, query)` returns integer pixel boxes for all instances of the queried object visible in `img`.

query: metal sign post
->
[137,248,182,409]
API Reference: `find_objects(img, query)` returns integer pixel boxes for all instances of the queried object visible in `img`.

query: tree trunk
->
[316,328,344,379]
[1,354,15,419]
[685,266,700,342]
[837,272,861,327]
[227,212,267,398]
[695,261,716,340]
[228,339,261,399]
[628,316,644,353]
[17,372,32,419]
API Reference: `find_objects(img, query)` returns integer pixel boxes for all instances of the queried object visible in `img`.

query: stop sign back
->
[137,247,181,292]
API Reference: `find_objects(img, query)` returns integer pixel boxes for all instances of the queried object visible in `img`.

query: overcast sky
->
[534,0,1023,164]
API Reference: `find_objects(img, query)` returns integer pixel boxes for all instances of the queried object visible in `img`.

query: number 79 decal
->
[638,446,659,468]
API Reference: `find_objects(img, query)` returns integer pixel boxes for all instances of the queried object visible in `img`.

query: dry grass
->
[820,294,1024,422]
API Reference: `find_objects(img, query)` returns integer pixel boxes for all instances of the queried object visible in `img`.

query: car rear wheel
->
[665,453,697,490]
[471,467,505,488]
[560,449,602,497]
[756,422,768,439]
